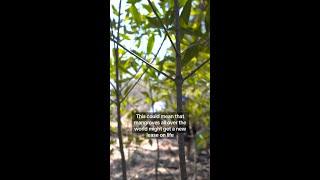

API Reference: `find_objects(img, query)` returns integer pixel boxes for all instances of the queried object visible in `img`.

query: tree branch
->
[110,82,117,92]
[110,37,174,81]
[110,99,116,105]
[121,52,147,92]
[181,38,210,55]
[121,35,166,92]
[110,25,117,40]
[147,0,177,54]
[173,0,188,179]
[183,58,210,81]
[120,71,144,103]
[114,0,127,179]
[120,36,168,103]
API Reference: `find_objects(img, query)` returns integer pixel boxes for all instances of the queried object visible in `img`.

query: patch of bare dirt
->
[110,137,210,180]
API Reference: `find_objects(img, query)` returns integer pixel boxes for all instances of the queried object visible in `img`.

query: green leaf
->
[180,0,188,7]
[130,5,141,25]
[123,84,133,97]
[150,1,161,15]
[181,43,200,67]
[136,38,141,48]
[141,91,150,99]
[166,56,176,62]
[120,33,131,40]
[118,48,126,56]
[119,65,134,76]
[158,59,167,72]
[110,88,117,97]
[111,19,116,29]
[110,126,117,134]
[130,57,139,72]
[196,129,210,150]
[124,26,135,34]
[167,8,175,26]
[142,4,152,13]
[169,0,174,7]
[166,69,176,76]
[112,5,119,16]
[147,34,155,54]
[146,17,161,28]
[119,77,131,83]
[157,29,162,36]
[145,97,151,104]
[148,68,158,80]
[132,49,143,57]
[180,0,192,25]
[159,1,166,13]
[163,61,176,76]
[127,0,141,4]
[181,26,202,37]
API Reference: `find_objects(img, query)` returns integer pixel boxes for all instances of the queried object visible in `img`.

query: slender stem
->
[120,69,143,103]
[181,38,210,55]
[121,35,167,93]
[120,36,167,102]
[114,0,127,179]
[110,82,117,91]
[174,0,188,179]
[110,37,174,81]
[183,58,210,81]
[147,0,177,54]
[111,99,116,104]
[120,63,143,93]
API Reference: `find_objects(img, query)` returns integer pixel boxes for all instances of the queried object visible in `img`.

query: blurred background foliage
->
[110,0,210,169]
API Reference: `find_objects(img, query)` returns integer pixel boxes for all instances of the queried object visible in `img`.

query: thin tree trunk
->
[174,0,187,179]
[115,100,127,180]
[115,0,127,179]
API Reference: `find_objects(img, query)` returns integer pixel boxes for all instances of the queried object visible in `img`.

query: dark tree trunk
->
[115,0,127,179]
[174,0,187,179]
[116,99,127,180]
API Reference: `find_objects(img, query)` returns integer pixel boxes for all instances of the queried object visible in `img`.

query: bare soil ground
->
[110,136,210,180]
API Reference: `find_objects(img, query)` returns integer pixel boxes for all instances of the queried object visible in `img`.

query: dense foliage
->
[110,0,210,179]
